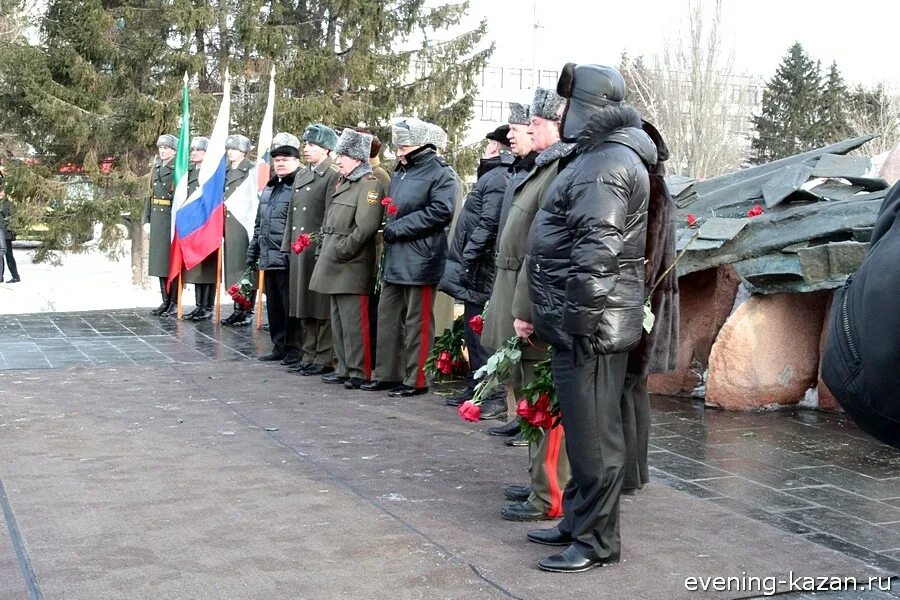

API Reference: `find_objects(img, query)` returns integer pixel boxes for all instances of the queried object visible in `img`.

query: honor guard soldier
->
[281,124,341,374]
[145,134,177,317]
[310,129,384,388]
[526,64,657,573]
[183,136,218,321]
[249,133,303,363]
[361,118,458,397]
[221,134,256,326]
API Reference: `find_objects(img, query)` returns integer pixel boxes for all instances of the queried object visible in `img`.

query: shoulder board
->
[364,173,376,180]
[436,156,450,167]
[329,163,340,173]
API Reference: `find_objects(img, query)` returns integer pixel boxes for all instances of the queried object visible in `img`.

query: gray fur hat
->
[391,118,429,147]
[334,129,374,162]
[190,136,209,151]
[507,102,530,125]
[270,132,301,158]
[226,134,252,153]
[302,124,339,151]
[424,123,448,151]
[531,87,566,121]
[156,134,177,149]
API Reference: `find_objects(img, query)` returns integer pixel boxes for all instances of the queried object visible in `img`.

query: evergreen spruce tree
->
[0,0,491,276]
[817,61,851,145]
[750,42,822,164]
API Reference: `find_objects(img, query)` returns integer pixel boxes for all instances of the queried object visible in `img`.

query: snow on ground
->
[0,244,163,314]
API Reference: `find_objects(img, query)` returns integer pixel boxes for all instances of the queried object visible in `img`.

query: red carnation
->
[686,214,698,227]
[291,233,311,254]
[534,391,551,413]
[458,400,481,422]
[386,204,398,216]
[437,350,453,375]
[530,410,554,429]
[381,196,393,206]
[747,205,764,218]
[516,398,536,421]
[468,314,484,336]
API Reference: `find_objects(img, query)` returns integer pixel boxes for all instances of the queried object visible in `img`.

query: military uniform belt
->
[321,225,354,235]
[495,255,523,270]
[152,198,172,206]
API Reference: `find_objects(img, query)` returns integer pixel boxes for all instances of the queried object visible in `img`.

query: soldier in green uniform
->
[221,134,256,326]
[182,136,219,321]
[310,129,384,388]
[280,124,341,373]
[144,134,177,317]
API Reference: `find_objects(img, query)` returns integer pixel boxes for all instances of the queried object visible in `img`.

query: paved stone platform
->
[0,310,898,598]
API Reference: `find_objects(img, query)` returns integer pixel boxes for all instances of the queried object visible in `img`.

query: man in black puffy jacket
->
[361,118,459,397]
[524,64,657,573]
[439,126,513,402]
[822,182,900,449]
[248,132,303,363]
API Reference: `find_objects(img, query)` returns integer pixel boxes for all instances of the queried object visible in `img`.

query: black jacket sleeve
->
[460,171,503,271]
[384,170,457,242]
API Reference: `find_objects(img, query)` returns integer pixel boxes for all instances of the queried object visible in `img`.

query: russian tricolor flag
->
[168,73,231,285]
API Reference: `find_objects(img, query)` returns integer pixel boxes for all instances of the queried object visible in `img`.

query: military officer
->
[310,129,384,388]
[361,118,458,397]
[280,124,341,374]
[144,134,177,317]
[221,134,256,326]
[182,136,218,321]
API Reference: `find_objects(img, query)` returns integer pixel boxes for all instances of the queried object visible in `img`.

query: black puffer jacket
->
[822,182,900,449]
[526,104,657,353]
[382,147,458,286]
[439,154,513,304]
[247,169,296,271]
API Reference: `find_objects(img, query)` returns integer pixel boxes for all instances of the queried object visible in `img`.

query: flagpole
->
[176,273,183,319]
[256,270,265,330]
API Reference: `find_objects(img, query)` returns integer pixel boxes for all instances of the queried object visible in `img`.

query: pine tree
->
[0,0,491,277]
[817,61,851,145]
[750,42,822,164]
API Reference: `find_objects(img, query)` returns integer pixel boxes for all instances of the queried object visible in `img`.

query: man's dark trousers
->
[463,301,488,391]
[265,269,300,359]
[551,349,629,561]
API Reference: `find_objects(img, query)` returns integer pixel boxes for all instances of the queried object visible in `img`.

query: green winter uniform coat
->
[310,171,384,295]
[224,157,255,289]
[481,159,560,360]
[183,163,218,284]
[143,157,175,278]
[280,157,340,319]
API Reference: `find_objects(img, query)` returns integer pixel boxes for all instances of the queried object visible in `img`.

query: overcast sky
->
[463,0,895,87]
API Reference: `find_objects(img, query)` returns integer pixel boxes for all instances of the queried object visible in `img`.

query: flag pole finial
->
[183,71,189,85]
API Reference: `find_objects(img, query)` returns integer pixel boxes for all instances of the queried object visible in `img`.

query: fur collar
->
[345,161,373,182]
[535,141,577,167]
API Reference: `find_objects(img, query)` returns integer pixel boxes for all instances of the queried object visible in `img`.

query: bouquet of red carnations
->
[227,266,255,310]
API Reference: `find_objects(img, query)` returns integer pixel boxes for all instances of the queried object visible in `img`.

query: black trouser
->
[463,301,488,391]
[552,349,628,561]
[264,269,300,358]
[621,373,650,491]
[4,239,15,279]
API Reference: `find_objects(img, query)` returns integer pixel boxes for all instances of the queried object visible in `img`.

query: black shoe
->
[161,303,178,317]
[286,362,313,373]
[360,380,402,392]
[182,307,201,321]
[259,352,286,362]
[504,484,531,502]
[489,420,521,437]
[443,389,474,406]
[321,372,349,385]
[261,323,270,331]
[6,277,20,283]
[505,432,528,447]
[191,308,213,322]
[479,398,507,420]
[538,545,619,573]
[233,312,254,327]
[281,356,301,366]
[526,526,572,547]
[220,310,240,326]
[388,385,428,397]
[150,302,170,316]
[621,486,643,496]
[344,377,368,389]
[300,363,332,376]
[502,501,553,522]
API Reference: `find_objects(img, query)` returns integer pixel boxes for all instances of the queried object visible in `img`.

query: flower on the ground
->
[437,351,453,375]
[686,214,698,227]
[747,205,764,218]
[458,400,481,422]
[468,314,484,336]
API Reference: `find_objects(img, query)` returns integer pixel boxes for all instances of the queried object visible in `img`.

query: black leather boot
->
[151,278,171,316]
[192,284,214,321]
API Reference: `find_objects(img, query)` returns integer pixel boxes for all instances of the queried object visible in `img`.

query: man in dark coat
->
[182,136,219,321]
[0,190,20,283]
[822,182,900,449]
[222,134,256,326]
[310,129,384,388]
[282,124,341,374]
[525,64,657,573]
[361,118,458,397]
[438,125,513,402]
[248,132,303,363]
[144,134,177,317]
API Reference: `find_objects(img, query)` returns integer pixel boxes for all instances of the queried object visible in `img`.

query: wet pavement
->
[0,309,898,598]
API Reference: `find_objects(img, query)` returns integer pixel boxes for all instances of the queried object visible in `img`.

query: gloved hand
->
[572,334,600,366]
[143,223,151,235]
[382,225,396,243]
